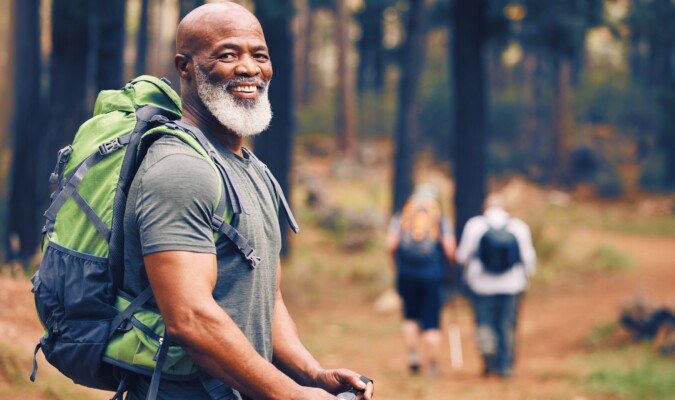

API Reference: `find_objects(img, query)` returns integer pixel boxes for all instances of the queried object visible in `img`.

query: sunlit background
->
[0,0,674,399]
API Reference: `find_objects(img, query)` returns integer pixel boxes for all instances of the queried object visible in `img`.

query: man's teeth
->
[232,86,257,93]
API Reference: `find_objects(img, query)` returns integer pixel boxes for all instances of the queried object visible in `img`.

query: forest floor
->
[1,143,674,400]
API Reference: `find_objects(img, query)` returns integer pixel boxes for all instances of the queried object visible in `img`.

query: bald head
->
[176,2,263,58]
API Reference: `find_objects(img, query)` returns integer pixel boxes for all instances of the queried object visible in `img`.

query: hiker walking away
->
[386,184,456,377]
[120,4,374,399]
[456,193,536,378]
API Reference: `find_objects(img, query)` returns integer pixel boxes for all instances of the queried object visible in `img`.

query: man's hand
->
[312,369,374,400]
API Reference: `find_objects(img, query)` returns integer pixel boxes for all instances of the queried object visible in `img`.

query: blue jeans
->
[470,293,522,377]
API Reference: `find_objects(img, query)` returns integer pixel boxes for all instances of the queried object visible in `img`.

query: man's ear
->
[175,54,192,80]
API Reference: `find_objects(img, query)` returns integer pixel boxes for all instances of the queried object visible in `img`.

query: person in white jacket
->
[456,194,536,378]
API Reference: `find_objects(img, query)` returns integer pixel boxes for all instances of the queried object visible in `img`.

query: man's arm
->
[271,262,374,399]
[144,251,337,400]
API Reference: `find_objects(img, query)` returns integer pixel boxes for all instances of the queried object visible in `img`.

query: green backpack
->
[30,76,299,400]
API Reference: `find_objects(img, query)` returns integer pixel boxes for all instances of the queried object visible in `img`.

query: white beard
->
[195,68,273,137]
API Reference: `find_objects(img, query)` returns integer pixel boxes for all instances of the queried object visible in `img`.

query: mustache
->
[223,77,269,90]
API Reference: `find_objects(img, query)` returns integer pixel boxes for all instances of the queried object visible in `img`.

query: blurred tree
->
[136,0,150,77]
[627,0,675,88]
[515,0,603,187]
[392,0,428,213]
[94,0,126,91]
[48,0,92,149]
[452,0,488,238]
[6,0,42,265]
[295,0,335,107]
[294,0,312,106]
[42,0,94,255]
[336,0,357,157]
[356,0,391,94]
[180,0,204,20]
[253,0,296,255]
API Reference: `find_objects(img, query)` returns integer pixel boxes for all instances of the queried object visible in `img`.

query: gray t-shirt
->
[122,135,282,400]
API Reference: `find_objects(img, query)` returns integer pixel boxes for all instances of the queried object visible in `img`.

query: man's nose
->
[234,55,259,76]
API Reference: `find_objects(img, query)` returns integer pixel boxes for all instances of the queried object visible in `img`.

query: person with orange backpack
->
[386,184,457,377]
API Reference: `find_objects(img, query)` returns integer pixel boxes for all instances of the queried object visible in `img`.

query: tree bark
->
[336,0,357,157]
[253,0,296,256]
[551,57,573,188]
[293,0,311,106]
[357,0,387,94]
[392,0,427,213]
[452,0,488,239]
[135,0,150,77]
[43,0,93,239]
[7,0,42,264]
[48,0,92,152]
[94,0,126,91]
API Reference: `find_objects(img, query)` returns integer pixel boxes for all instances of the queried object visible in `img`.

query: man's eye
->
[254,54,269,61]
[220,53,236,60]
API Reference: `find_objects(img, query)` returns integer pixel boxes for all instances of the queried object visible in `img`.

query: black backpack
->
[397,199,441,264]
[478,222,521,274]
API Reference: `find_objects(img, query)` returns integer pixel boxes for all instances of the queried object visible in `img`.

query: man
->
[455,193,536,378]
[385,184,456,377]
[122,3,374,399]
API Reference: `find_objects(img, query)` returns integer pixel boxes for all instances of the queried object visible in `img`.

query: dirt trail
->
[285,230,675,400]
[1,230,673,400]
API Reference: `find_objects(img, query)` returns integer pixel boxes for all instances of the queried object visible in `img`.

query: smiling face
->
[176,3,273,136]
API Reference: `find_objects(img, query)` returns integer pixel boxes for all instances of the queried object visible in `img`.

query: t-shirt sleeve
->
[135,152,220,255]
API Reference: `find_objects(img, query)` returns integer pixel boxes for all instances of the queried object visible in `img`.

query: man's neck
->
[181,100,244,156]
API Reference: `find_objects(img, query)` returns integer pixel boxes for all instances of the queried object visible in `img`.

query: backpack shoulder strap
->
[142,119,263,268]
[242,147,300,234]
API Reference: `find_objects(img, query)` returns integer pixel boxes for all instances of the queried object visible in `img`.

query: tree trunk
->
[551,57,573,188]
[357,0,387,94]
[135,0,150,77]
[253,0,296,256]
[7,0,42,265]
[336,0,357,157]
[94,0,126,91]
[43,0,93,237]
[520,50,547,181]
[293,0,311,107]
[392,0,427,213]
[452,0,488,239]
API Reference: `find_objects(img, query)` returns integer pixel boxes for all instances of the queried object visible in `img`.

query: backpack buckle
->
[99,139,123,155]
[49,145,73,184]
[244,249,261,268]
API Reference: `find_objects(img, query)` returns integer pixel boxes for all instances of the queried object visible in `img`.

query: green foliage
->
[516,0,604,60]
[584,321,618,348]
[296,96,336,137]
[418,29,452,159]
[584,345,675,400]
[574,70,656,129]
[594,166,624,198]
[639,152,669,192]
[0,343,28,385]
[592,244,634,273]
[488,89,529,176]
[358,90,396,139]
